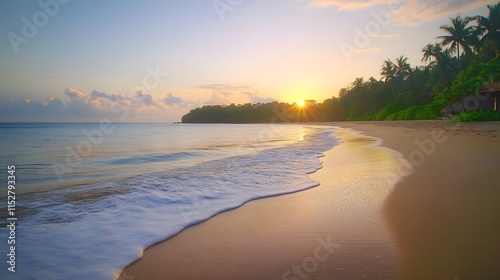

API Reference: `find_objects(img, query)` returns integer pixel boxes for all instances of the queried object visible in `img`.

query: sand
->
[118,121,500,280]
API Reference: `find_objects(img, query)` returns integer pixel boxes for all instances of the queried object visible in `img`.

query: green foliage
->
[415,103,444,120]
[374,101,408,121]
[397,105,422,120]
[451,110,500,122]
[180,4,497,123]
[182,103,284,123]
[385,112,401,120]
[382,104,442,120]
[181,100,345,123]
[435,56,500,105]
[334,5,497,121]
[348,113,373,121]
[375,103,443,121]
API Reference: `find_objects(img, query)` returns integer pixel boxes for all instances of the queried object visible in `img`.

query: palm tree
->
[431,47,459,92]
[381,59,398,101]
[421,43,445,69]
[431,43,444,60]
[367,76,379,88]
[351,77,370,113]
[381,59,396,82]
[473,3,500,59]
[351,77,364,89]
[437,14,476,69]
[421,43,434,64]
[395,55,411,80]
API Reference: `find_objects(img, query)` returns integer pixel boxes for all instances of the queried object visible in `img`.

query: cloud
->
[0,88,176,122]
[369,33,401,37]
[45,97,64,111]
[162,92,200,109]
[308,0,487,25]
[357,47,381,52]
[134,90,157,107]
[90,90,118,102]
[196,84,251,91]
[194,84,277,105]
[64,88,86,100]
[347,47,382,56]
[307,0,395,10]
[243,91,277,104]
[204,92,232,105]
[391,0,488,26]
[196,84,252,97]
[163,92,183,106]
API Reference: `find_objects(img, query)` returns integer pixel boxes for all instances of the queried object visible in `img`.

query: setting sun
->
[297,100,305,107]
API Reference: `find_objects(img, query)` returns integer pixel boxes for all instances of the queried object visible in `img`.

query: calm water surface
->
[0,122,338,280]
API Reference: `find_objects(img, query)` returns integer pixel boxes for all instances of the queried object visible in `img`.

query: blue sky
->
[0,0,492,122]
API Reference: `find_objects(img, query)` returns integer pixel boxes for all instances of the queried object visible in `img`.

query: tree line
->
[182,3,500,123]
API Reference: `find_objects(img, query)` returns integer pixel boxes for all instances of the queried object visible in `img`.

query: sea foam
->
[0,127,337,280]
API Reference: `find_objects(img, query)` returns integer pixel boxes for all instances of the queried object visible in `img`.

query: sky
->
[0,0,493,122]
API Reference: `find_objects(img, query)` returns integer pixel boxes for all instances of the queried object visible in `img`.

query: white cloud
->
[204,92,231,105]
[391,0,488,26]
[307,0,395,9]
[196,84,252,97]
[369,33,401,37]
[356,47,381,52]
[344,47,381,59]
[162,92,200,109]
[64,88,87,101]
[163,92,183,106]
[243,91,277,104]
[0,89,183,122]
[308,0,488,25]
[134,90,158,107]
[195,84,277,105]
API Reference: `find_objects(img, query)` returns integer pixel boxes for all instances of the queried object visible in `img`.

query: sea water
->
[0,123,338,280]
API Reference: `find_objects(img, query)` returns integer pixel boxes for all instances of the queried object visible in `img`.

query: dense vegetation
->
[451,110,500,122]
[182,3,500,123]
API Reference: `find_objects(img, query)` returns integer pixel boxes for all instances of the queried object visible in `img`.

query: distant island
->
[182,3,500,124]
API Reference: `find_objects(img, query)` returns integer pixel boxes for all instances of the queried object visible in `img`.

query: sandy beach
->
[118,121,500,280]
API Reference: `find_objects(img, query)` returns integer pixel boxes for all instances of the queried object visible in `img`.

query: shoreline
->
[118,123,407,279]
[343,121,500,279]
[118,120,500,280]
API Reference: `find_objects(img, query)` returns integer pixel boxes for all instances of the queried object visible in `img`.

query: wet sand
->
[119,121,500,280]
[345,121,500,280]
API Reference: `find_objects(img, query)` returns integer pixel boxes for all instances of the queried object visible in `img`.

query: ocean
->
[0,122,338,280]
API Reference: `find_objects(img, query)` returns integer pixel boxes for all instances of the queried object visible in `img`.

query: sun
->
[297,100,305,107]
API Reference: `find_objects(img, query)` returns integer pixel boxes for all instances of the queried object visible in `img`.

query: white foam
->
[0,127,338,280]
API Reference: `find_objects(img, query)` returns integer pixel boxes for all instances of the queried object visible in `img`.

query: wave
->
[96,151,201,166]
[0,127,338,280]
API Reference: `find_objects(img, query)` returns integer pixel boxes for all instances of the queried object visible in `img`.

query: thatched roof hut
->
[480,82,500,111]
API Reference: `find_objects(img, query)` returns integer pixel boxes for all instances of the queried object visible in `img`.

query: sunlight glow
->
[297,100,305,107]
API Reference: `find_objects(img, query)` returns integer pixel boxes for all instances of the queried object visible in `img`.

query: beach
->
[118,121,500,280]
